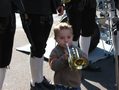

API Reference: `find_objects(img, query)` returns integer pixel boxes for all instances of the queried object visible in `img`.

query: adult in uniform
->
[65,0,101,71]
[0,0,16,89]
[21,0,64,89]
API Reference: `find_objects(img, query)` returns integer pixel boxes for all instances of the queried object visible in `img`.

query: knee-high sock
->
[117,31,119,55]
[0,68,6,90]
[112,31,119,56]
[30,57,44,86]
[73,40,78,47]
[79,36,91,58]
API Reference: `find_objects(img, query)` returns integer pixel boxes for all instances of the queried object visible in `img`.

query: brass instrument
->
[62,0,71,4]
[66,43,88,70]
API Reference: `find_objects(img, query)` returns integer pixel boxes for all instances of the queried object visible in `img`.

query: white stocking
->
[0,68,6,90]
[79,36,91,57]
[117,31,119,55]
[112,31,119,56]
[30,57,44,86]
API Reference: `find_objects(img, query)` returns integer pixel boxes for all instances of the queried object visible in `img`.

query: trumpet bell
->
[62,0,71,4]
[69,57,89,70]
[66,44,89,70]
[73,58,89,69]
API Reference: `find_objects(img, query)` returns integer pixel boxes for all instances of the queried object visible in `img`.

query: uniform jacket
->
[22,0,62,14]
[0,0,11,17]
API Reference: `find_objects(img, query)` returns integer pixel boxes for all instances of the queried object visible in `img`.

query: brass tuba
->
[66,43,89,70]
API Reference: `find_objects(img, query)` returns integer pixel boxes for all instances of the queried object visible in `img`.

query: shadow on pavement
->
[81,56,116,90]
[16,45,117,90]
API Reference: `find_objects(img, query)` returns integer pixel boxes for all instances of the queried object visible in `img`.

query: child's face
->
[56,29,73,48]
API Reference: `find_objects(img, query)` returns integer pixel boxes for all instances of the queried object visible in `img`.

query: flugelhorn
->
[66,43,88,70]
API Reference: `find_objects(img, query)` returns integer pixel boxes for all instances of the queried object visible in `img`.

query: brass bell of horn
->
[66,43,89,70]
[62,0,71,4]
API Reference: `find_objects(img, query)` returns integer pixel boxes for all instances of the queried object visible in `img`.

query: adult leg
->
[117,31,119,56]
[0,13,16,89]
[114,0,119,10]
[21,14,54,89]
[79,36,91,57]
[66,0,101,71]
[79,0,101,71]
[0,68,6,90]
[112,31,119,57]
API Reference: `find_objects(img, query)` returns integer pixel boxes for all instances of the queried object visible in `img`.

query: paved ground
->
[1,14,119,90]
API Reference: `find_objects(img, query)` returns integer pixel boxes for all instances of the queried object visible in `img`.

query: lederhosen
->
[0,0,25,68]
[21,0,61,58]
[65,0,97,41]
[0,0,16,68]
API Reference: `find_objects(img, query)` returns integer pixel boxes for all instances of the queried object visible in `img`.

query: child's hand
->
[57,6,64,16]
[63,49,69,60]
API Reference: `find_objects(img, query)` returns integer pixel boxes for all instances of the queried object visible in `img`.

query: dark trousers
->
[21,14,53,58]
[65,0,96,41]
[114,0,119,10]
[0,13,16,68]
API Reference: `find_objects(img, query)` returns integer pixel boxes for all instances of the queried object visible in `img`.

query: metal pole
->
[110,0,119,89]
[112,26,119,90]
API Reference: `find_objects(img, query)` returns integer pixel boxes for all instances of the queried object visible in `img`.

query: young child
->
[49,22,88,90]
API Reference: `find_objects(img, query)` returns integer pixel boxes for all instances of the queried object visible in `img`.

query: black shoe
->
[30,82,48,90]
[30,77,55,90]
[42,76,55,90]
[83,64,101,72]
